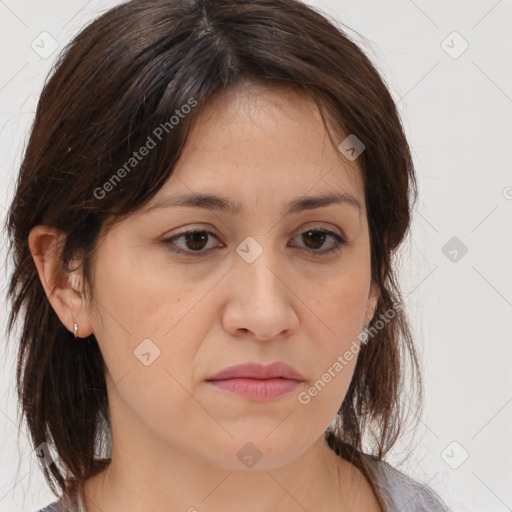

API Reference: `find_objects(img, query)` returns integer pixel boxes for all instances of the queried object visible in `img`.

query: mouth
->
[206,377,303,401]
[205,362,305,402]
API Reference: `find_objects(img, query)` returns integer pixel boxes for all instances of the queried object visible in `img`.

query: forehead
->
[160,84,364,198]
[101,84,368,239]
[147,83,366,217]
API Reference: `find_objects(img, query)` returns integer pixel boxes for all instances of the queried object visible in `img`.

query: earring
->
[73,323,78,338]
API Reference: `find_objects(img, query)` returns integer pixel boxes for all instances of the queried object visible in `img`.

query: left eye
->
[290,229,346,254]
[162,229,346,256]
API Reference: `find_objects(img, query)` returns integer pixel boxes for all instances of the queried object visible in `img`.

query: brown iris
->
[301,230,327,250]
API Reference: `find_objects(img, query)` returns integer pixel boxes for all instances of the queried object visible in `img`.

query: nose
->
[221,248,299,341]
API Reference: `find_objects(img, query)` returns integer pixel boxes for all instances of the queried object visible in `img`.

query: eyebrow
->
[140,191,362,216]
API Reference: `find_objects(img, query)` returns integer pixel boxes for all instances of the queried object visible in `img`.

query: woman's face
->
[85,84,378,470]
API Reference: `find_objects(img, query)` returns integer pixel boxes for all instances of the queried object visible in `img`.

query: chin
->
[201,435,311,471]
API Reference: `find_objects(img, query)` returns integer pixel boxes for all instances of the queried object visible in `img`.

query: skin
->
[29,83,381,512]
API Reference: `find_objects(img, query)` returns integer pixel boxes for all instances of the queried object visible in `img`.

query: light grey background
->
[1,1,511,511]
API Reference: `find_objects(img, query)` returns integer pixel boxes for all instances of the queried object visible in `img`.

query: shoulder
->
[33,483,84,512]
[33,493,79,512]
[362,455,452,512]
[33,502,61,512]
[32,478,87,512]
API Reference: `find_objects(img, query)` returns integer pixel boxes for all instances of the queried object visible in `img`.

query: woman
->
[5,0,451,510]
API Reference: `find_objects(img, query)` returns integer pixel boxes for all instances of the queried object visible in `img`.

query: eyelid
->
[161,223,348,257]
[163,222,346,240]
[291,222,345,239]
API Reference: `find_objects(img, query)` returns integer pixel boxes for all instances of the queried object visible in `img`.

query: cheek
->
[91,241,198,338]
[304,267,370,346]
[290,276,369,420]
[297,315,362,432]
[91,268,209,443]
[89,247,208,398]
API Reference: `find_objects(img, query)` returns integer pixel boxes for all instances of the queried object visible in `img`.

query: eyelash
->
[161,228,347,258]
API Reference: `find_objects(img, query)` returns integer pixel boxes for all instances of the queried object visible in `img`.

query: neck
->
[83,438,356,512]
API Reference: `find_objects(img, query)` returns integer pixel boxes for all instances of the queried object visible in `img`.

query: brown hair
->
[5,0,422,504]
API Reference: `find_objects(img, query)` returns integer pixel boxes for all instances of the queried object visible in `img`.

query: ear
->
[28,225,94,339]
[363,281,380,327]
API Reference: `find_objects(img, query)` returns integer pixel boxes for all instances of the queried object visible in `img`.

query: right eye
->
[161,229,224,256]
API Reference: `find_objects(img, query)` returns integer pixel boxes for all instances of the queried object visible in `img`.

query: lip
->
[205,362,305,402]
[206,362,305,381]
